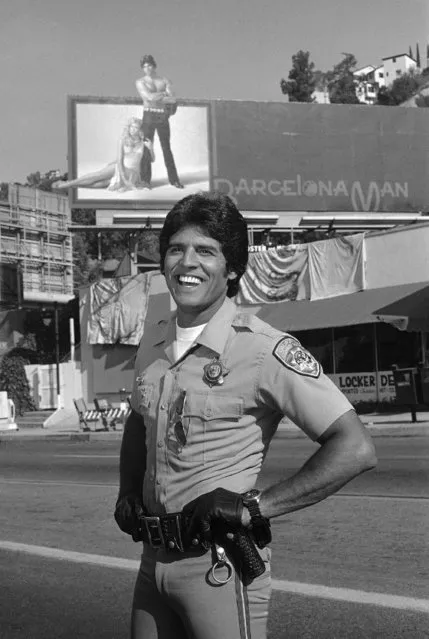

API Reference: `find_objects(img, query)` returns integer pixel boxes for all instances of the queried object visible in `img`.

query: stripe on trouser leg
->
[235,572,251,639]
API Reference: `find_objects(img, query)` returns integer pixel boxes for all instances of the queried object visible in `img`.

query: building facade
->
[0,185,74,306]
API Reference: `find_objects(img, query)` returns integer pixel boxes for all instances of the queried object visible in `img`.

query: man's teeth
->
[178,275,202,285]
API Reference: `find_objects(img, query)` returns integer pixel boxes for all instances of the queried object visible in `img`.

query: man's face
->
[163,225,236,325]
[142,62,155,76]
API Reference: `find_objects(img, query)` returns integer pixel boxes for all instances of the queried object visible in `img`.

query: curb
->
[1,424,429,443]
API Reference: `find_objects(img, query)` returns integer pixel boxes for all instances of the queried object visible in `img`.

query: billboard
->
[67,97,211,209]
[68,97,429,213]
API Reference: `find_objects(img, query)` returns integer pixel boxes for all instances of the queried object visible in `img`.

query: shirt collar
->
[195,297,237,355]
[152,297,238,359]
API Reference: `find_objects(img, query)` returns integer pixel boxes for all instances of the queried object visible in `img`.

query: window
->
[378,72,384,78]
[396,69,401,76]
[392,57,396,63]
[386,71,389,77]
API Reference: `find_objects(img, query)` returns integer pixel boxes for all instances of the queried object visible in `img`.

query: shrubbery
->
[0,353,36,416]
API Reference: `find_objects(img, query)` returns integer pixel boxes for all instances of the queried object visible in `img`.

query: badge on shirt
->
[273,337,321,379]
[203,358,229,387]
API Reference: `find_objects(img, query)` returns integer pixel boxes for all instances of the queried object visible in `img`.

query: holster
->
[212,524,266,586]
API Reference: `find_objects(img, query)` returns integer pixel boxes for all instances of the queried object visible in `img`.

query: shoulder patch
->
[272,337,321,379]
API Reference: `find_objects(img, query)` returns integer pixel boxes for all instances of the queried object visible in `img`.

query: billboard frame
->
[67,95,214,210]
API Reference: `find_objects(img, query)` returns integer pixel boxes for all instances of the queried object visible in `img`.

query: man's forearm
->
[258,412,377,521]
[117,410,147,500]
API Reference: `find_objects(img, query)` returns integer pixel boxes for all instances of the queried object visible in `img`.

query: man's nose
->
[180,248,198,267]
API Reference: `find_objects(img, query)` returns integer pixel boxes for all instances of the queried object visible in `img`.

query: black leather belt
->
[139,512,201,552]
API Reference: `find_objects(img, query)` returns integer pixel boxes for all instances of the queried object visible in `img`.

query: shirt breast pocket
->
[183,392,244,462]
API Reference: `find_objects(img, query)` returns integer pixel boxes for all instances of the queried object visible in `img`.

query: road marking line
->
[270,579,429,613]
[1,541,428,614]
[0,541,138,570]
[334,494,429,502]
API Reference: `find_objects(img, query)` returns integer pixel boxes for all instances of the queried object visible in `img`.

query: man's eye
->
[168,246,181,254]
[198,248,212,255]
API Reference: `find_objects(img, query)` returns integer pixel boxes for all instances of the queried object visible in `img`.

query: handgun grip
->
[226,528,266,586]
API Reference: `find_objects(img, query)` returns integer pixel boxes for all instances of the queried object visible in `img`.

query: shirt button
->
[205,408,212,417]
[156,479,161,485]
[160,404,166,410]
[157,441,163,448]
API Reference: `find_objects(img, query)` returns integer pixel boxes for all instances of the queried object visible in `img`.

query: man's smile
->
[176,275,204,287]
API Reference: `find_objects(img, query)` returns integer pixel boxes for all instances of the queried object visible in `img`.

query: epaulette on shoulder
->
[233,312,287,341]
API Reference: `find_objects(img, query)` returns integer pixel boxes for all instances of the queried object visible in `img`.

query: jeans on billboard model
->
[139,109,180,186]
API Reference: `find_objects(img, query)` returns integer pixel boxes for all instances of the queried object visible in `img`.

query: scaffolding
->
[0,185,74,305]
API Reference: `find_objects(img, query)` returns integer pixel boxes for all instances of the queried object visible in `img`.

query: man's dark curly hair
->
[159,192,248,298]
[140,54,157,68]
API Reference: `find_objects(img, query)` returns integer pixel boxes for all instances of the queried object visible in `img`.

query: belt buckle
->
[143,516,164,549]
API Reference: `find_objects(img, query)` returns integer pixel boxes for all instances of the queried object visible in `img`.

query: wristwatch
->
[241,489,272,548]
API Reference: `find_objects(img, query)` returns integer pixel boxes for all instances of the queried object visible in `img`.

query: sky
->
[1,0,428,183]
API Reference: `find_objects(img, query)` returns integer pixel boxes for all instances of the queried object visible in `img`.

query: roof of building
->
[382,53,415,62]
[354,65,375,75]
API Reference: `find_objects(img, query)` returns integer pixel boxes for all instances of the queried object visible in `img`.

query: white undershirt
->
[173,321,207,361]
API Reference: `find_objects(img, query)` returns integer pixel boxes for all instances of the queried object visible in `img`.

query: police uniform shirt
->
[130,297,354,516]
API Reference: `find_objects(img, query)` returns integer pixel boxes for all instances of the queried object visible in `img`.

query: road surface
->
[0,435,428,638]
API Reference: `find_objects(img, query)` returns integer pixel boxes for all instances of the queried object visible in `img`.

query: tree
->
[280,50,316,102]
[25,169,65,192]
[377,71,420,105]
[409,45,414,59]
[0,352,36,415]
[416,94,429,107]
[325,53,360,104]
[376,86,396,106]
[416,43,421,68]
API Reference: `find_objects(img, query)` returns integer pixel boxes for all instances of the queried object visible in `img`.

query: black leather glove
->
[114,494,144,542]
[182,488,243,547]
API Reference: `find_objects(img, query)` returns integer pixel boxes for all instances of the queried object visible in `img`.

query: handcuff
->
[210,545,233,584]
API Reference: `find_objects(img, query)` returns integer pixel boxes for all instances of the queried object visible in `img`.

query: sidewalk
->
[1,408,429,442]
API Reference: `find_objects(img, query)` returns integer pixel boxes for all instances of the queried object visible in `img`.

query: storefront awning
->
[242,281,429,332]
[374,284,429,332]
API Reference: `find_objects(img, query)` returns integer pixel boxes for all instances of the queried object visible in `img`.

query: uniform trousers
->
[132,543,272,639]
[139,111,180,185]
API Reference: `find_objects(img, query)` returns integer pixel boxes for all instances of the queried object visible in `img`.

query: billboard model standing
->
[136,54,184,190]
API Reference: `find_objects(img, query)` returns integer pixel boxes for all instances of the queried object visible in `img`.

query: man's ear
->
[227,270,237,281]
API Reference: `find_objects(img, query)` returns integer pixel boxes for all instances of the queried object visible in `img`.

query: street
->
[0,435,428,638]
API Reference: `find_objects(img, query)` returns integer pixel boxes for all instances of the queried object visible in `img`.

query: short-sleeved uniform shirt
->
[130,297,353,516]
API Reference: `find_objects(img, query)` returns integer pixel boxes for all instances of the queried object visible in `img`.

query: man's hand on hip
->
[182,488,244,546]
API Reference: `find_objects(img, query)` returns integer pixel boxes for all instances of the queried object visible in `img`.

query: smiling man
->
[114,191,377,639]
